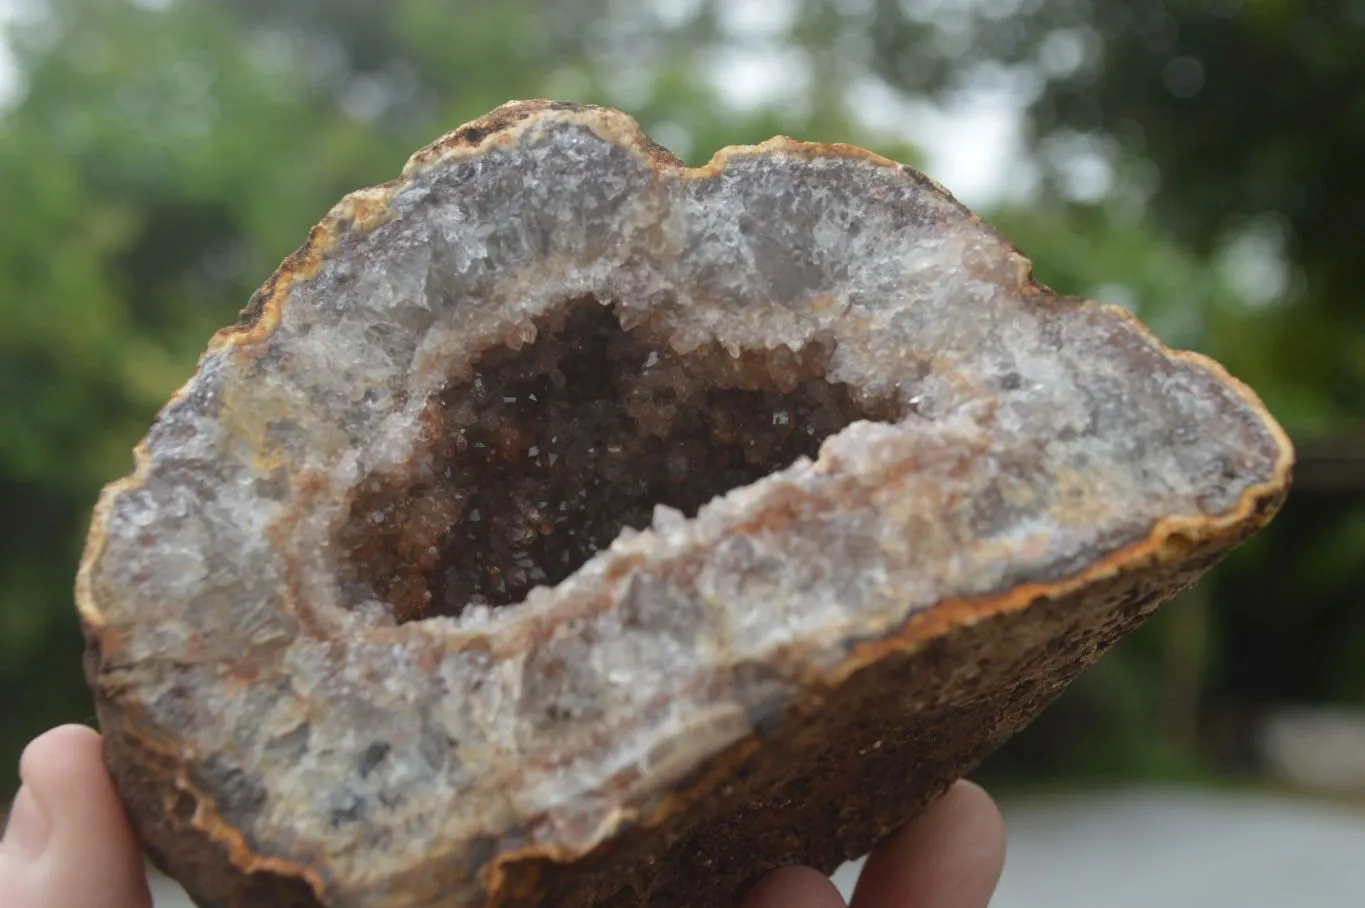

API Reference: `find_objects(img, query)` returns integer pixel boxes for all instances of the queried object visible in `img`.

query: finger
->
[2,784,52,858]
[0,782,55,906]
[851,780,1005,908]
[5,725,152,908]
[744,865,848,908]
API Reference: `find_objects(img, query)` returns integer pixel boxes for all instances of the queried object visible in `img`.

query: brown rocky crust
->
[76,100,1292,908]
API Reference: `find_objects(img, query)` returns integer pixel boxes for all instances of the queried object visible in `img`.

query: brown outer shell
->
[74,100,1294,908]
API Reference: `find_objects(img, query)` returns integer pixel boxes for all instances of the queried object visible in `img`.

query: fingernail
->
[3,784,53,857]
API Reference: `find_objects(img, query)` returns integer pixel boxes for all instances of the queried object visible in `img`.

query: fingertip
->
[18,724,120,838]
[11,725,105,855]
[19,725,104,790]
[851,780,1006,908]
[942,780,1007,861]
[743,866,847,908]
[14,725,152,908]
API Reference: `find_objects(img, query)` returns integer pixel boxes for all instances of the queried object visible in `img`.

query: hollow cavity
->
[340,300,898,623]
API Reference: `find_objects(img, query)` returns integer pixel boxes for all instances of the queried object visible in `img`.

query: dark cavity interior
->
[340,300,899,623]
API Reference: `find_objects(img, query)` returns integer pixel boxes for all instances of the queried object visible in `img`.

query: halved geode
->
[76,100,1293,908]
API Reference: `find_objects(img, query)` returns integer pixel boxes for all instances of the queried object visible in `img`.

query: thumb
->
[2,725,151,908]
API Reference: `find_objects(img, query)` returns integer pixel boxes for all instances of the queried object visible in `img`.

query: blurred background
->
[1,0,1362,902]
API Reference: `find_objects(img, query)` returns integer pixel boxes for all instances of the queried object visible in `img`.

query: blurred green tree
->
[867,0,1365,433]
[861,0,1365,779]
[0,0,883,798]
[1,0,1360,802]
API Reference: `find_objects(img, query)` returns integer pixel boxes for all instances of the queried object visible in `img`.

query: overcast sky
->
[0,0,18,109]
[0,0,1027,210]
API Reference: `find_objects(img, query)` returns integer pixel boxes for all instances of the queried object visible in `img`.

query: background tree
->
[862,0,1365,776]
[2,0,1360,801]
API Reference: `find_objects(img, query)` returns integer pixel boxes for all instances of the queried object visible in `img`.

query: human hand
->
[743,781,1006,908]
[1,725,1003,908]
[0,724,152,908]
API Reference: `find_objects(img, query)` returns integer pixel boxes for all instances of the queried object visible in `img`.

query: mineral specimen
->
[76,100,1293,908]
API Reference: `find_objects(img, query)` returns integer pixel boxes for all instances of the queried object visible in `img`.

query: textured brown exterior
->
[77,100,1293,908]
[492,533,1243,908]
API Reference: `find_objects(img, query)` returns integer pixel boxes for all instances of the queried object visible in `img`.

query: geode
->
[76,100,1293,908]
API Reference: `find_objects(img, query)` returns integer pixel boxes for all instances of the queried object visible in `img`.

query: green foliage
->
[864,0,1365,782]
[1,0,1360,800]
[0,0,886,798]
[868,0,1365,435]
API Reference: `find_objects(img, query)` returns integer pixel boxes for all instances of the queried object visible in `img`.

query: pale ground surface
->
[147,786,1365,907]
[834,788,1365,908]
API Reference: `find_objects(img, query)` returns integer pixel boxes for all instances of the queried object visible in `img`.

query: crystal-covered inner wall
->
[339,299,901,623]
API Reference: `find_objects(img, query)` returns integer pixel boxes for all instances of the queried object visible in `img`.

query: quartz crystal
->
[77,100,1293,908]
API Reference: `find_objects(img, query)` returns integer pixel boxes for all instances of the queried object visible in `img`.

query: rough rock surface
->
[76,100,1293,908]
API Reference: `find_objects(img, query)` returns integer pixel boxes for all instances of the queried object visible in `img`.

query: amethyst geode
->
[76,100,1292,908]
